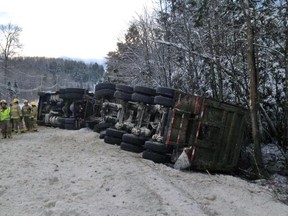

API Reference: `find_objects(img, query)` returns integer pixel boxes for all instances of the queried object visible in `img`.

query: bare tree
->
[0,23,22,82]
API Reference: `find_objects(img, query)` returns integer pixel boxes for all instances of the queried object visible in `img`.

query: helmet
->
[13,98,19,103]
[24,100,28,103]
[31,102,37,106]
[0,99,7,104]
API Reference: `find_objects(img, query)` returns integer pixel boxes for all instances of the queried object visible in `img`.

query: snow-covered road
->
[0,127,287,216]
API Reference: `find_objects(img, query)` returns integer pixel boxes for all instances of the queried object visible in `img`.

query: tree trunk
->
[241,0,266,178]
[284,1,288,147]
[207,19,218,99]
[4,55,8,84]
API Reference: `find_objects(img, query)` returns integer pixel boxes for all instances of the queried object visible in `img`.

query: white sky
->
[0,0,153,61]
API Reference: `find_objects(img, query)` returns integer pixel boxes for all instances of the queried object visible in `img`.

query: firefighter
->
[10,101,14,131]
[10,98,25,133]
[30,102,38,132]
[0,100,12,138]
[22,100,32,131]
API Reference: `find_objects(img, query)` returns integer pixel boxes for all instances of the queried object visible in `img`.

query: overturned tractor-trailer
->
[142,92,248,172]
[37,83,248,173]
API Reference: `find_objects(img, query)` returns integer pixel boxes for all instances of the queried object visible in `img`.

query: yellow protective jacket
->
[10,104,22,119]
[22,105,32,117]
[31,106,38,119]
[0,107,11,121]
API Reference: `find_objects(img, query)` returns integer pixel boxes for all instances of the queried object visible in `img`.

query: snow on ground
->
[0,127,287,216]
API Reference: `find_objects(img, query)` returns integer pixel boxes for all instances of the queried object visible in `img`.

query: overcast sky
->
[0,0,153,61]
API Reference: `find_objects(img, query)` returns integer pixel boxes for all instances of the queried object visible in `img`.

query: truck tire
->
[156,87,176,98]
[106,128,126,138]
[56,117,65,128]
[122,133,147,146]
[95,83,116,91]
[64,118,76,124]
[93,122,112,133]
[154,95,173,107]
[142,150,171,163]
[57,117,65,124]
[94,89,115,99]
[64,123,77,130]
[104,135,122,145]
[134,86,156,96]
[120,142,144,153]
[114,91,132,101]
[144,141,173,154]
[131,93,154,104]
[116,84,133,94]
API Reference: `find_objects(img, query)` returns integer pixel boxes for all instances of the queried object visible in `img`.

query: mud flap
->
[174,148,191,170]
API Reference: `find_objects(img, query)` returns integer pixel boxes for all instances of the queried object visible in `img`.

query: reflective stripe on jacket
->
[0,107,11,121]
[10,104,22,119]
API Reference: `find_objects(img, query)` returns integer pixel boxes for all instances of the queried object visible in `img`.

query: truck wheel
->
[57,117,65,124]
[114,91,132,101]
[104,135,122,145]
[95,83,116,91]
[94,89,115,99]
[64,117,76,124]
[156,87,176,98]
[106,128,126,138]
[131,93,154,104]
[122,133,147,146]
[93,123,112,133]
[59,88,86,95]
[134,86,156,96]
[56,117,65,129]
[64,123,76,130]
[86,121,97,129]
[142,150,171,163]
[154,95,173,107]
[144,141,173,154]
[116,84,133,94]
[120,142,144,153]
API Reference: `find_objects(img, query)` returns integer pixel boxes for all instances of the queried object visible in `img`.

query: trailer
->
[143,92,248,172]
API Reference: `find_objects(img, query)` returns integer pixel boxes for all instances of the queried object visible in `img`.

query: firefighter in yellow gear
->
[22,100,32,131]
[30,102,38,132]
[10,98,25,133]
[0,100,12,138]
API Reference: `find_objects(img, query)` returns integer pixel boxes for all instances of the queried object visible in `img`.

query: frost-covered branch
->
[152,39,213,60]
[254,43,285,57]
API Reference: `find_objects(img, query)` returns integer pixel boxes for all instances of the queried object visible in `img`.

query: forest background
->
[104,0,288,157]
[0,55,104,102]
